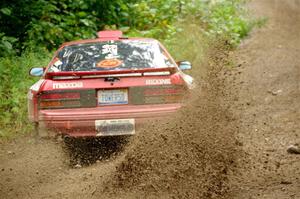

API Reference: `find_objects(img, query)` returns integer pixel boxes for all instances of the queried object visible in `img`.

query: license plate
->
[95,119,135,136]
[98,89,128,105]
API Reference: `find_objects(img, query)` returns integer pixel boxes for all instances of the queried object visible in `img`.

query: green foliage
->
[202,0,253,45]
[0,0,183,52]
[0,0,255,53]
[182,0,254,46]
[123,0,181,39]
[25,0,98,49]
[0,50,51,138]
[0,33,18,57]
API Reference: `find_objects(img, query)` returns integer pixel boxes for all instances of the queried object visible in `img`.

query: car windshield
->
[48,40,174,72]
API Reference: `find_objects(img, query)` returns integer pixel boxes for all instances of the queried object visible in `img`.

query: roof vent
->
[97,30,123,39]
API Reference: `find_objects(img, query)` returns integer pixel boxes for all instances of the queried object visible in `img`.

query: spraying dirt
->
[97,42,240,199]
[0,0,299,198]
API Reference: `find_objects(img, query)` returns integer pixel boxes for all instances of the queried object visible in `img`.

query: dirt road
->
[0,0,299,198]
[230,0,300,198]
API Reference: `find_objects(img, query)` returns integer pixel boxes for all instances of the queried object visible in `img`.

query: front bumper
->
[38,103,181,137]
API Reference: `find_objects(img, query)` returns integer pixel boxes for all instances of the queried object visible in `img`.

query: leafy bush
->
[0,50,51,138]
[0,0,183,53]
[0,33,18,57]
[0,0,255,53]
[201,0,253,45]
[180,0,255,46]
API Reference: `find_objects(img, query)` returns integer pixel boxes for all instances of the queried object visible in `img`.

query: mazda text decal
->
[53,82,83,89]
[145,79,171,85]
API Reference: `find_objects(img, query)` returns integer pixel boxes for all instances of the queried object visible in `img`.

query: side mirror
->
[178,61,192,71]
[29,67,44,77]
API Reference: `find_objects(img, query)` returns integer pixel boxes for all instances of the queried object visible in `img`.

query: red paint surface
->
[40,104,181,137]
[97,30,123,38]
[41,74,182,91]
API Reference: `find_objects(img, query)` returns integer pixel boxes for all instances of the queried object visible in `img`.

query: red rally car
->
[28,30,194,137]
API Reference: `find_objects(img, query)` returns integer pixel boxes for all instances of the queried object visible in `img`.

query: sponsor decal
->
[96,58,123,68]
[53,82,83,89]
[145,79,171,85]
[102,44,119,59]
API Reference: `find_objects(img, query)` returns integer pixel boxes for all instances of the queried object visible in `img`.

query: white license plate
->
[98,89,128,105]
[95,119,135,136]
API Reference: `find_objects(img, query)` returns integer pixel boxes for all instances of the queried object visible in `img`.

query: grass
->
[0,50,51,138]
